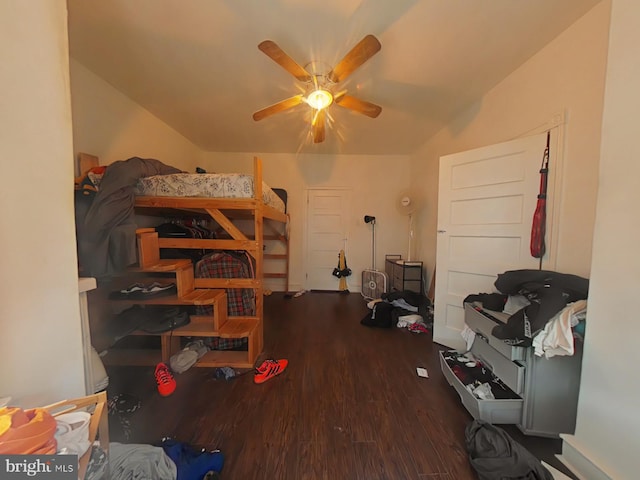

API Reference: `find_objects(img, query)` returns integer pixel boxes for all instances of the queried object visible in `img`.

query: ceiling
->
[67,0,601,155]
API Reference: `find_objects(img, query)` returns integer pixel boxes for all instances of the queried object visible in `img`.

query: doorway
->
[305,188,352,291]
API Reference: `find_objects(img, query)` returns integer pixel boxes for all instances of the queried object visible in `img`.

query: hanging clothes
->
[336,249,351,292]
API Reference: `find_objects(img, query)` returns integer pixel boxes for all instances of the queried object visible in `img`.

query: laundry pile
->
[101,439,224,480]
[464,269,589,354]
[100,396,225,480]
[0,406,58,454]
[78,157,182,279]
[442,350,519,401]
[361,290,431,332]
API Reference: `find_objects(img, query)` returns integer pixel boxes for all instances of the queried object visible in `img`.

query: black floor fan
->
[361,215,388,299]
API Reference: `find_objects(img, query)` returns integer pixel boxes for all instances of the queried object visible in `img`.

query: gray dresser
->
[440,303,583,437]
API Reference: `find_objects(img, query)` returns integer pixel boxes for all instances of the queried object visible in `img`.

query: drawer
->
[471,335,525,395]
[402,267,422,281]
[440,351,523,425]
[464,303,526,361]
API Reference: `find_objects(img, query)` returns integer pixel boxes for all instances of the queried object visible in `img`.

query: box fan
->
[361,215,387,299]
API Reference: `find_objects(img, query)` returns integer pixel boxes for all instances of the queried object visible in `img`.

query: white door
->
[434,132,558,349]
[305,189,351,291]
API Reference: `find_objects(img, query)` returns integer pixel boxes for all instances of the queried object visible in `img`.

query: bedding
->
[135,173,285,212]
[79,156,182,278]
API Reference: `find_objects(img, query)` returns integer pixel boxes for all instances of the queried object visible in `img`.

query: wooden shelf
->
[109,228,261,368]
[219,317,258,338]
[196,350,255,368]
[112,288,226,306]
[130,315,216,337]
[129,258,192,272]
[102,346,255,368]
[129,315,258,338]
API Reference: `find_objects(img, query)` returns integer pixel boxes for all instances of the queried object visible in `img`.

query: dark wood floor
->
[106,291,571,479]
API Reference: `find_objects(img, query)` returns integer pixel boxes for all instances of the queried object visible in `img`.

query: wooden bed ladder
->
[102,229,262,369]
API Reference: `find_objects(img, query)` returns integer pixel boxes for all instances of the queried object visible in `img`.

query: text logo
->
[1,455,76,479]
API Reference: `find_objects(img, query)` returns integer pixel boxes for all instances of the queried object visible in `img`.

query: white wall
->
[199,152,412,293]
[562,0,640,477]
[0,1,85,406]
[70,59,202,172]
[411,1,611,284]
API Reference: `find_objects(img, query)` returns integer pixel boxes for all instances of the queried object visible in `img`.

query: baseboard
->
[556,435,614,480]
[541,461,573,480]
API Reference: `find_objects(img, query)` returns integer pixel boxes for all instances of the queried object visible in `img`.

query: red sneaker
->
[155,362,176,396]
[254,359,288,384]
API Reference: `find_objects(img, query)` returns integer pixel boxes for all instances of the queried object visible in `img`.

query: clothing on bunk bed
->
[79,157,181,278]
[196,251,255,316]
[195,251,255,350]
[156,221,216,263]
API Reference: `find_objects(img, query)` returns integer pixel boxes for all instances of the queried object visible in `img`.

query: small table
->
[385,255,423,293]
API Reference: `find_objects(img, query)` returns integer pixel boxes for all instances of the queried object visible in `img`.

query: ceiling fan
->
[252,35,383,143]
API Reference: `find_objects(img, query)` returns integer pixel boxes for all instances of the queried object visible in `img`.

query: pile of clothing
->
[0,406,58,454]
[464,269,589,352]
[100,439,224,480]
[78,157,182,279]
[442,350,519,401]
[361,290,431,332]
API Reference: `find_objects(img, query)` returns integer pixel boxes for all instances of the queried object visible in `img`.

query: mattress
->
[135,173,285,212]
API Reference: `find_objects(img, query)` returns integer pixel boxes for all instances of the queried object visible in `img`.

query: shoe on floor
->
[155,362,176,397]
[254,359,288,384]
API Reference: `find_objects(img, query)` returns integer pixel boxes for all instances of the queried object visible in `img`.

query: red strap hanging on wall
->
[530,131,550,264]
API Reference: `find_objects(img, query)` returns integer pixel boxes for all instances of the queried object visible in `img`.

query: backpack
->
[465,420,553,480]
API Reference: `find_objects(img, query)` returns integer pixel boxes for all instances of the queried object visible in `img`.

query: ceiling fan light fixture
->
[306,89,333,110]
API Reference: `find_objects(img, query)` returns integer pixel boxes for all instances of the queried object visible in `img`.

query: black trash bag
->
[465,420,553,480]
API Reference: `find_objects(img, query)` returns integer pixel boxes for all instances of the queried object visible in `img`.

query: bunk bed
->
[133,155,288,317]
[77,154,289,368]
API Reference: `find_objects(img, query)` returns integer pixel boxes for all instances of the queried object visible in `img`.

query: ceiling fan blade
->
[258,40,312,82]
[328,34,381,83]
[252,95,304,121]
[312,109,326,143]
[335,95,382,118]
